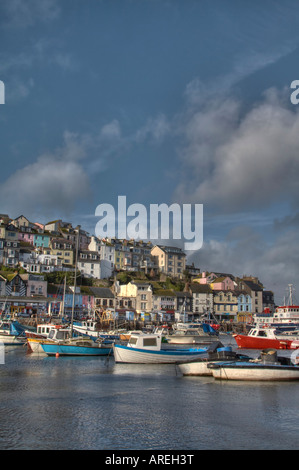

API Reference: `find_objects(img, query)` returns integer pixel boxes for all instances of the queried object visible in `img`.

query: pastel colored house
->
[117,281,152,314]
[237,291,252,322]
[210,276,235,291]
[49,238,74,266]
[151,245,186,278]
[18,231,35,245]
[20,273,47,297]
[213,290,238,321]
[34,233,51,248]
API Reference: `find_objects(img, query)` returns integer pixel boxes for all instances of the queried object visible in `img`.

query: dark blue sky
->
[1,0,299,302]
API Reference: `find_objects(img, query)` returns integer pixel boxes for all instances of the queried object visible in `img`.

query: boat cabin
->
[128,334,163,351]
[248,327,276,339]
[36,324,58,336]
[47,327,71,342]
[73,320,98,332]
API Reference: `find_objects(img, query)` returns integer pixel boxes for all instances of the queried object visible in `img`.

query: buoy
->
[55,352,59,357]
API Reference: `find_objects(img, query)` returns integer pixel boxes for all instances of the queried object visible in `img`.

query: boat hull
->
[233,334,295,350]
[41,342,112,356]
[27,338,46,353]
[113,344,207,364]
[0,333,26,345]
[177,360,212,376]
[210,362,299,381]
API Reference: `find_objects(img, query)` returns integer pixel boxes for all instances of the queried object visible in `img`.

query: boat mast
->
[60,275,66,318]
[70,225,80,336]
[288,284,293,306]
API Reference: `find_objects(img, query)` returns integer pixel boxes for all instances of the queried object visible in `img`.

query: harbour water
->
[1,341,299,451]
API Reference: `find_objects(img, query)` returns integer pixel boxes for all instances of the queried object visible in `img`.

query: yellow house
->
[151,245,186,278]
[117,281,152,314]
[213,290,238,321]
[114,249,125,270]
[49,238,74,266]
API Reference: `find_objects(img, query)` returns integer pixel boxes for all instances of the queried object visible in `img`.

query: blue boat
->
[41,341,112,356]
[40,327,113,356]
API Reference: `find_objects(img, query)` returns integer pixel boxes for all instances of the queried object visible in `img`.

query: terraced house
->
[116,280,153,314]
[47,238,74,266]
[150,245,186,278]
[213,290,239,321]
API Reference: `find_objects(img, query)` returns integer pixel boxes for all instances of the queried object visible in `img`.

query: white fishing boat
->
[0,320,27,345]
[113,333,207,364]
[209,349,299,381]
[176,342,251,376]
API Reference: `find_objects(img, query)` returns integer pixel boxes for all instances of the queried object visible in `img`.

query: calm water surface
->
[1,342,299,450]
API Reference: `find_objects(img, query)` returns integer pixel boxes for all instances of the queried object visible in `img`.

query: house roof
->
[189,283,212,293]
[240,280,263,291]
[175,291,192,298]
[0,271,19,281]
[89,287,114,298]
[152,245,186,256]
[152,289,176,297]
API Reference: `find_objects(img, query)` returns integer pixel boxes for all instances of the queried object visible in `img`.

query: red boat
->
[233,327,299,350]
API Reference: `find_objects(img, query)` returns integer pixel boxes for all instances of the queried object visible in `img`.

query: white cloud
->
[175,88,299,212]
[0,131,92,220]
[188,227,299,305]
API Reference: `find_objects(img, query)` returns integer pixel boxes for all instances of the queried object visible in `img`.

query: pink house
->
[210,276,235,291]
[81,293,95,309]
[195,272,235,291]
[18,232,35,245]
[195,272,218,285]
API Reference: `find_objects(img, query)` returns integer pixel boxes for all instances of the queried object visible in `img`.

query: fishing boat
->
[176,342,251,376]
[40,326,112,356]
[209,349,299,381]
[26,323,69,353]
[113,333,208,364]
[0,320,27,345]
[233,326,299,350]
[73,319,123,343]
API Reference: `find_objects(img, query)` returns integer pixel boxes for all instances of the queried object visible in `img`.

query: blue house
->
[34,233,51,248]
[237,292,252,314]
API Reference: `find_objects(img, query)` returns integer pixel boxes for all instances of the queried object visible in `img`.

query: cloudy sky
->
[1,0,299,303]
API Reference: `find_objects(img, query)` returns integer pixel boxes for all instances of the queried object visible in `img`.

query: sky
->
[0,0,299,304]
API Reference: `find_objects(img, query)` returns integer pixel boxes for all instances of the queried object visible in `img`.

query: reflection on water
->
[0,345,299,450]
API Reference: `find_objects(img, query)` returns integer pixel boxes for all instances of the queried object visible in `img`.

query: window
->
[143,338,157,347]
